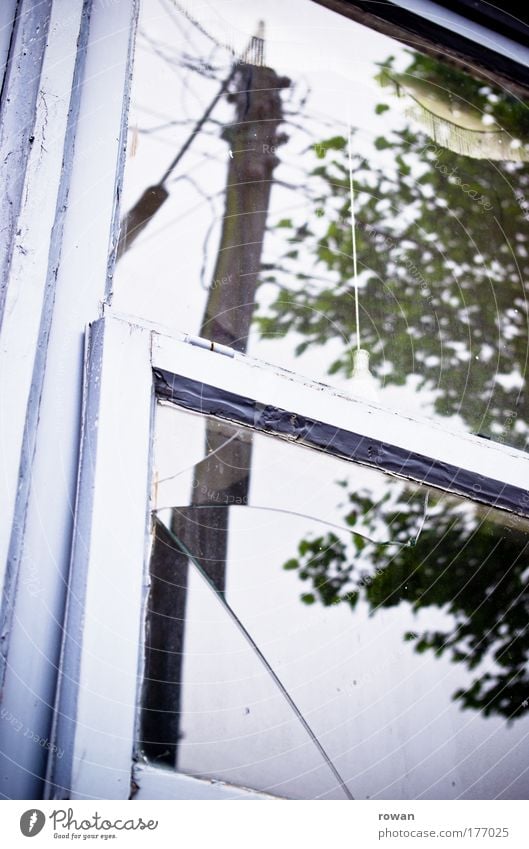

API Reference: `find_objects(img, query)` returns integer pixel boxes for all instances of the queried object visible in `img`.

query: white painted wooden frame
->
[0,1,18,95]
[47,313,529,800]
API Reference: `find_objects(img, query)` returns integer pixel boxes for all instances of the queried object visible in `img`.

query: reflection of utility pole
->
[142,34,290,764]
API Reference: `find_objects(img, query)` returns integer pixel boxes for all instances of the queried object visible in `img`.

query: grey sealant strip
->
[153,369,529,519]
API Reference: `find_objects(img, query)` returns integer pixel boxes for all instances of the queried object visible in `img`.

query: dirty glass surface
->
[114,0,529,450]
[140,402,529,799]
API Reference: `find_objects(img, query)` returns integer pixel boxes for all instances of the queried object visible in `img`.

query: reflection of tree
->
[257,53,529,448]
[284,481,529,721]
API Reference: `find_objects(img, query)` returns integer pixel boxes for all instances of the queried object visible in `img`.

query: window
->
[113,0,529,450]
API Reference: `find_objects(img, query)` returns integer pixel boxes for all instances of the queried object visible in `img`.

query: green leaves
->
[374,135,392,150]
[280,529,361,608]
[279,480,529,721]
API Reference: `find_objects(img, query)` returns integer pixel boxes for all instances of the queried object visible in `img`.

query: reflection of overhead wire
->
[159,22,267,185]
[131,188,313,256]
[116,68,236,259]
[154,514,355,801]
[347,117,378,395]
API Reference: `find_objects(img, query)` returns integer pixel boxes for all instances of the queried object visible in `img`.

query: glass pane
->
[140,401,529,799]
[114,0,529,450]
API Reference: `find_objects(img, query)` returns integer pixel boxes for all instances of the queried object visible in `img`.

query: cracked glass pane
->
[139,402,529,799]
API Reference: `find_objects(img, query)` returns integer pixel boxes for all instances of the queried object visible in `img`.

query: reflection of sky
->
[153,404,529,800]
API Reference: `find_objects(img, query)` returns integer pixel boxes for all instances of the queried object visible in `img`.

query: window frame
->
[46,312,529,800]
